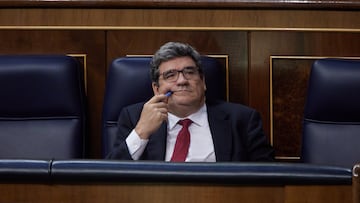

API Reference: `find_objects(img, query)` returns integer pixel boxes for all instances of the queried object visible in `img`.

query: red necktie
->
[170,119,192,162]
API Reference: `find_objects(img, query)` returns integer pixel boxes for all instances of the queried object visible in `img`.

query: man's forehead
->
[159,57,196,71]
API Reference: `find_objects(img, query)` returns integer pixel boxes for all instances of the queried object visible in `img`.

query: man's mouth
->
[173,89,190,92]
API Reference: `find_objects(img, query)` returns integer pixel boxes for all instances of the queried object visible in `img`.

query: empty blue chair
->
[0,55,86,159]
[301,58,360,168]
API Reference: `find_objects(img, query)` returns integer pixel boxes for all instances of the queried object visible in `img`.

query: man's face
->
[152,56,206,114]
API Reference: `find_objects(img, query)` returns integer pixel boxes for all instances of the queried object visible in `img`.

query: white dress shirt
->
[126,104,216,162]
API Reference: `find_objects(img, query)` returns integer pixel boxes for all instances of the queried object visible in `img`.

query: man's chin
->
[170,98,202,107]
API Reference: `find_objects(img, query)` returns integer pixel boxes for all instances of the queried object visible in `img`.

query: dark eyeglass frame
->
[159,66,200,82]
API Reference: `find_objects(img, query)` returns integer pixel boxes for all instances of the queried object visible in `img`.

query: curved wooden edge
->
[0,0,360,10]
[353,163,360,203]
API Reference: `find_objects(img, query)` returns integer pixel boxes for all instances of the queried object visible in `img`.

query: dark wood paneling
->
[106,30,248,104]
[1,9,359,29]
[250,31,360,159]
[0,30,106,158]
[272,58,314,158]
[284,185,352,203]
[0,183,352,203]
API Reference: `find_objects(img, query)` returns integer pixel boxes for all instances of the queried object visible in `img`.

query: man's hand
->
[134,94,168,139]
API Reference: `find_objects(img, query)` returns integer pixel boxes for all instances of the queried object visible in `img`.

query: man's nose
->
[176,72,188,83]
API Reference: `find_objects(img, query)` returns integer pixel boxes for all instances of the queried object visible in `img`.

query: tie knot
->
[178,119,192,128]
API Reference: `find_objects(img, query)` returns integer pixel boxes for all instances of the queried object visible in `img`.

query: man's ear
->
[152,82,160,95]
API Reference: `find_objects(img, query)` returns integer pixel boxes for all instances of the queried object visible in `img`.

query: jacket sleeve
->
[106,105,142,160]
[245,110,275,161]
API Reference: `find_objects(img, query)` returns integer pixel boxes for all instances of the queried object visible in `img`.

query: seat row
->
[0,55,226,160]
[0,55,359,169]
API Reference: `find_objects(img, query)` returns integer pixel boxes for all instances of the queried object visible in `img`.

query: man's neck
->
[169,101,205,118]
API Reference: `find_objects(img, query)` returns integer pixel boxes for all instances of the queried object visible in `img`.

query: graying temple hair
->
[150,42,203,85]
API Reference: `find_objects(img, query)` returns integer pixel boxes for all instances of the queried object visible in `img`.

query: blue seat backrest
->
[0,55,86,159]
[301,58,360,168]
[101,56,226,157]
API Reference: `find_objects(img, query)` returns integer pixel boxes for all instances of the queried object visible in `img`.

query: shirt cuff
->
[125,129,149,160]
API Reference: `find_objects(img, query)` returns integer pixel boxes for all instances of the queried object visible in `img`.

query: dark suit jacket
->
[107,100,274,161]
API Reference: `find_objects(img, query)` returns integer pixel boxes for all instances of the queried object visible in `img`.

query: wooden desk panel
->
[0,183,352,203]
[284,185,352,203]
[0,160,354,202]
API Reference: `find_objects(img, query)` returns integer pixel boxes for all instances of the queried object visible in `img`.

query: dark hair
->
[150,42,203,85]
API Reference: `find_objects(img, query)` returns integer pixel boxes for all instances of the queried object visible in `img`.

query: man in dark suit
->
[107,42,274,162]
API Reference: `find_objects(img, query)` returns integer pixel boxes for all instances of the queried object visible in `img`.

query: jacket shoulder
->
[207,100,256,115]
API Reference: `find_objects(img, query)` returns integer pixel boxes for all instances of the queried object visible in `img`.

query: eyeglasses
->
[160,66,200,82]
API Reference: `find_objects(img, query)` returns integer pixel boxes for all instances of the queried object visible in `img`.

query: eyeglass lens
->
[162,66,198,82]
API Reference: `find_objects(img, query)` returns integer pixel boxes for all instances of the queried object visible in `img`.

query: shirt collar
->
[168,104,207,130]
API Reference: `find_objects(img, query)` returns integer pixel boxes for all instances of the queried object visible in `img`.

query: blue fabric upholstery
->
[50,160,351,185]
[0,159,351,185]
[0,159,51,182]
[0,55,86,159]
[101,56,226,157]
[301,58,360,168]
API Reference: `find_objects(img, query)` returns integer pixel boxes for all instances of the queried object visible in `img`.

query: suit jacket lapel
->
[207,103,232,161]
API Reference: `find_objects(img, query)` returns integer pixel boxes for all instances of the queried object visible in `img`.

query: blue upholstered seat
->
[0,55,86,159]
[101,56,226,158]
[301,58,360,168]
